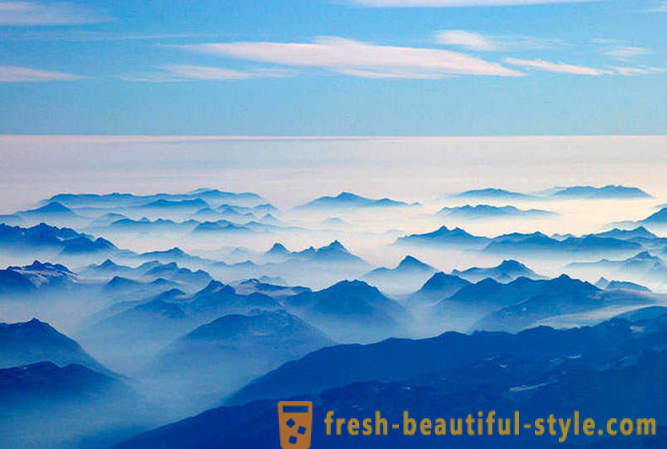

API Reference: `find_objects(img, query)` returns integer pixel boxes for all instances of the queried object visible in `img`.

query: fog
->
[1,135,667,448]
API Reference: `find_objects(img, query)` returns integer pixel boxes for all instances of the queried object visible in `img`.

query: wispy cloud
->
[0,65,82,82]
[603,46,650,60]
[0,30,218,42]
[0,1,107,25]
[436,30,497,50]
[612,66,666,76]
[184,37,523,79]
[435,30,562,51]
[645,1,667,12]
[346,0,600,7]
[123,65,295,82]
[504,57,613,75]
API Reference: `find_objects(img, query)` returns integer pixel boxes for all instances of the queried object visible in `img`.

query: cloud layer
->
[186,37,523,79]
[0,65,82,82]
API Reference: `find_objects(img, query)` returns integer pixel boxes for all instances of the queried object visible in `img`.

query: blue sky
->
[0,0,665,135]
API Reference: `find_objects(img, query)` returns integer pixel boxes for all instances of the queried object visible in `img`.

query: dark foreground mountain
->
[0,318,110,374]
[0,362,152,449]
[228,314,667,406]
[117,315,667,449]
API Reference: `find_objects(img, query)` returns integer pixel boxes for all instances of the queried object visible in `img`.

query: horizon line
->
[1,134,667,144]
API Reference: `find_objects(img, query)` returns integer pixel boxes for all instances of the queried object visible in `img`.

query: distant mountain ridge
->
[448,185,651,201]
[548,185,652,199]
[451,259,543,283]
[45,189,266,208]
[448,188,535,200]
[296,192,418,210]
[437,204,556,220]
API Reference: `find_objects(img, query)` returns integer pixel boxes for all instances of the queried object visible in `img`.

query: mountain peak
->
[199,280,233,295]
[336,192,361,200]
[267,242,289,254]
[35,202,73,213]
[24,317,47,328]
[100,258,117,268]
[397,255,428,269]
[497,259,526,270]
[323,240,345,250]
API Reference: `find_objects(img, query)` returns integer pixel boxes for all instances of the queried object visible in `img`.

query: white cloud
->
[0,1,106,25]
[435,30,497,50]
[122,65,295,82]
[0,65,82,82]
[435,30,562,51]
[603,46,650,60]
[162,65,294,80]
[612,66,666,76]
[504,57,614,75]
[185,37,523,79]
[346,0,600,7]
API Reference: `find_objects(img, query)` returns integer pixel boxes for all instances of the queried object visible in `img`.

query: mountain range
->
[451,259,543,283]
[437,204,556,220]
[395,225,490,248]
[0,261,78,295]
[221,312,667,411]
[448,188,536,201]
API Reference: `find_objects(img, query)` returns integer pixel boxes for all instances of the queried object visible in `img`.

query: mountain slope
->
[296,192,415,210]
[404,272,471,307]
[395,225,490,248]
[451,259,543,283]
[284,280,409,343]
[0,318,110,374]
[437,204,556,220]
[361,256,437,293]
[148,310,334,408]
[227,314,667,405]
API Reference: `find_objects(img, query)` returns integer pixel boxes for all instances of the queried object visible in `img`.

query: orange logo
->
[278,401,313,449]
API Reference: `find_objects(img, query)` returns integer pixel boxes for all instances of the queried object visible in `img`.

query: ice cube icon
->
[278,401,312,449]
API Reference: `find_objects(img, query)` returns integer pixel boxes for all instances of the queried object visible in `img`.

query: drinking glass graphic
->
[278,401,313,449]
